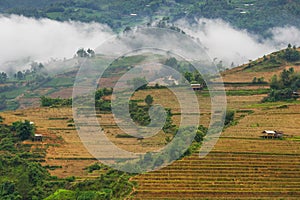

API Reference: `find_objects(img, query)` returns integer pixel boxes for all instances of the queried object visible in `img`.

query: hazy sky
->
[1,15,300,72]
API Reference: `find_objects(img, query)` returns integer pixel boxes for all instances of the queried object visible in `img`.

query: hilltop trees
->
[281,44,300,62]
[76,48,95,58]
[263,67,300,102]
[0,72,8,83]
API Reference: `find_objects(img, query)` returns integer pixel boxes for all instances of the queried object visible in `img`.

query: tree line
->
[263,67,300,102]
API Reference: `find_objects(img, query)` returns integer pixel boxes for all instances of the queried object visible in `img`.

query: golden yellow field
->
[222,65,300,83]
[1,74,300,199]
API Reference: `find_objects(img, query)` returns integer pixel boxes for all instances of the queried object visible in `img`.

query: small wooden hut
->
[33,134,43,142]
[262,130,283,139]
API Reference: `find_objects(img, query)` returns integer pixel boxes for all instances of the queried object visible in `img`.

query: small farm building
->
[191,84,202,91]
[262,130,283,139]
[33,134,43,142]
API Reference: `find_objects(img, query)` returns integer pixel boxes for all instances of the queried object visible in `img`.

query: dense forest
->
[0,0,300,35]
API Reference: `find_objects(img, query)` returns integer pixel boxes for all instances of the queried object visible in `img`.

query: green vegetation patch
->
[226,89,269,96]
[43,77,74,87]
[1,86,28,99]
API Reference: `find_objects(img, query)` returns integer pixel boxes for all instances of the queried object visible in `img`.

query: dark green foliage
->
[11,120,34,141]
[2,0,300,36]
[65,176,75,182]
[0,72,8,83]
[129,101,151,126]
[95,99,111,111]
[45,189,112,200]
[134,124,208,170]
[0,181,22,200]
[144,95,153,106]
[225,110,235,126]
[129,101,175,133]
[40,96,72,107]
[184,125,208,156]
[71,170,133,200]
[95,88,113,100]
[15,71,24,80]
[164,57,206,86]
[76,48,95,58]
[165,57,178,68]
[263,88,295,102]
[0,137,16,152]
[0,120,134,200]
[85,163,102,173]
[0,120,122,200]
[184,71,206,87]
[226,89,270,96]
[194,125,208,143]
[263,67,300,102]
[95,88,113,112]
[280,46,300,62]
[0,156,54,200]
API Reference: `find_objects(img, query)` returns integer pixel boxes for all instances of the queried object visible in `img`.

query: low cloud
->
[0,15,113,71]
[176,18,300,67]
[1,15,300,73]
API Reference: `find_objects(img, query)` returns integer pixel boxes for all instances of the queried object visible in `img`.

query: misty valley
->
[0,1,300,200]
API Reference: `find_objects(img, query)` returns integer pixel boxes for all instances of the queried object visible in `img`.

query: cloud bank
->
[1,15,300,72]
[0,15,113,71]
[176,18,300,67]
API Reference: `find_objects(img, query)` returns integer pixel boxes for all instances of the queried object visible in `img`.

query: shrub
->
[225,110,235,126]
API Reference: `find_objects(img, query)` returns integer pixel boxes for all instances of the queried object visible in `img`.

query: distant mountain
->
[1,0,300,36]
[0,0,61,11]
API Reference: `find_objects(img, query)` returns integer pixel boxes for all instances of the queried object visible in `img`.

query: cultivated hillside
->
[1,78,300,199]
[222,47,300,83]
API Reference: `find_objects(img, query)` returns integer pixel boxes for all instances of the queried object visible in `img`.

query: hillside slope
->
[1,82,300,199]
[1,0,300,35]
[0,46,299,111]
[222,47,300,83]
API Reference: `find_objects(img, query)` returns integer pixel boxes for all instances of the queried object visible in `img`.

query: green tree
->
[145,95,153,106]
[15,71,24,80]
[184,71,193,82]
[270,75,281,89]
[12,120,34,141]
[264,67,300,102]
[195,125,208,142]
[0,72,8,83]
[76,48,88,57]
[165,57,178,68]
[225,110,235,126]
[87,48,95,57]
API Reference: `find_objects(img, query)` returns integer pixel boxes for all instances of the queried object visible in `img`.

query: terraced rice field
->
[132,152,300,199]
[131,101,300,199]
[2,82,300,199]
[222,65,300,83]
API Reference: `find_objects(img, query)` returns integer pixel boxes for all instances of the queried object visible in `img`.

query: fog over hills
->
[1,14,300,72]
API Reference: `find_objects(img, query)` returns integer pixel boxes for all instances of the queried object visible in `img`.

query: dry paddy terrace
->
[1,84,300,199]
